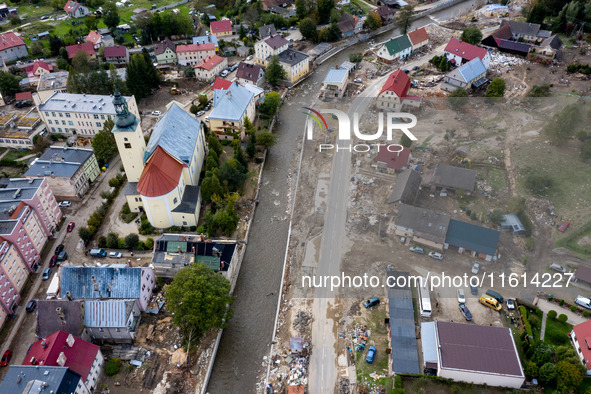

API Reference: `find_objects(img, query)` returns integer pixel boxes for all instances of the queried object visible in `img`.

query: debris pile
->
[338,377,351,394]
[347,323,371,354]
[293,311,311,335]
[489,51,530,74]
[287,355,309,386]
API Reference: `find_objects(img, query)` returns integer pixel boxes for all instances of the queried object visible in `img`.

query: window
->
[173,197,178,204]
[61,120,66,125]
[96,122,101,127]
[59,112,63,117]
[124,137,128,142]
[68,121,73,125]
[51,112,56,117]
[99,328,104,332]
[101,115,105,119]
[93,114,99,119]
[48,120,52,124]
[65,113,71,118]
[124,143,131,149]
[58,128,62,132]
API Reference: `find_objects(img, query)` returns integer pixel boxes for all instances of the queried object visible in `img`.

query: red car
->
[0,350,12,367]
[49,255,58,267]
[67,222,75,232]
[559,221,570,232]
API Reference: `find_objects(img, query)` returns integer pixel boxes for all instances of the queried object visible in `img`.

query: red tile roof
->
[64,0,85,14]
[444,38,488,62]
[15,92,32,101]
[376,146,411,170]
[492,24,513,41]
[212,78,233,91]
[176,43,215,53]
[25,60,53,75]
[0,32,25,52]
[408,27,429,46]
[573,320,591,370]
[85,30,102,45]
[104,45,127,58]
[137,146,185,197]
[379,70,410,97]
[66,42,94,59]
[194,55,225,71]
[210,20,233,34]
[23,331,100,382]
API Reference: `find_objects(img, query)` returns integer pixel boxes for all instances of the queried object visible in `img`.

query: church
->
[111,91,206,228]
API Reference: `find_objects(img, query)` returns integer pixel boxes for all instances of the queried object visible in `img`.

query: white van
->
[550,263,566,273]
[575,296,591,310]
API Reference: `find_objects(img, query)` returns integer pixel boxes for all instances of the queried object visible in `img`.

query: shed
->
[500,214,525,235]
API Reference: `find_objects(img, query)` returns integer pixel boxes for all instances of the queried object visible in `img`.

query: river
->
[207,1,483,391]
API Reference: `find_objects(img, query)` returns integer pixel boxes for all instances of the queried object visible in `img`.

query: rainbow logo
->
[302,107,328,131]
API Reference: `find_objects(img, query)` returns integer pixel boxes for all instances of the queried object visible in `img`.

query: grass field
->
[355,306,392,391]
[4,149,33,161]
[544,316,572,347]
[7,0,54,19]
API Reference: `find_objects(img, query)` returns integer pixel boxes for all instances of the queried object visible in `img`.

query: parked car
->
[58,201,71,207]
[109,251,122,258]
[0,350,12,367]
[42,268,52,281]
[54,244,64,255]
[220,70,229,77]
[458,303,473,321]
[57,252,68,262]
[470,285,478,295]
[246,55,253,61]
[486,289,504,304]
[506,298,515,310]
[353,78,363,83]
[471,262,480,274]
[428,251,443,260]
[559,221,570,232]
[363,297,380,308]
[49,255,57,267]
[90,249,107,257]
[409,246,424,254]
[26,299,37,313]
[412,66,420,71]
[151,110,162,116]
[230,64,238,72]
[204,104,211,111]
[366,346,376,363]
[550,262,566,273]
[197,110,205,117]
[403,69,409,74]
[457,289,465,304]
[67,222,75,232]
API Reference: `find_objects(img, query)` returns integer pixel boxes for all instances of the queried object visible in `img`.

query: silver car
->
[471,262,480,274]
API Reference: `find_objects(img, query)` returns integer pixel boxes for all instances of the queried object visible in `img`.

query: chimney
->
[178,246,182,253]
[41,339,47,348]
[56,307,66,325]
[65,291,73,301]
[226,90,232,100]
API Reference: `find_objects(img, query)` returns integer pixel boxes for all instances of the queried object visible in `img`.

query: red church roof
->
[379,70,410,98]
[137,146,185,197]
[66,42,94,59]
[212,78,232,91]
[210,20,232,34]
[444,38,488,62]
[23,331,100,382]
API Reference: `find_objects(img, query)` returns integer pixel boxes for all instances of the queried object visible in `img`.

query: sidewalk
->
[536,298,588,325]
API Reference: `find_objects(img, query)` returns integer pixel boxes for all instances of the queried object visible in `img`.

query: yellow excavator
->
[451,156,471,166]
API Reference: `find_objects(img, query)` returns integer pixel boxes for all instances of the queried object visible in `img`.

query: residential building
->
[422,321,524,388]
[23,331,103,393]
[255,34,289,66]
[529,34,562,62]
[0,110,46,149]
[258,24,277,39]
[444,38,490,68]
[36,72,69,103]
[209,20,233,37]
[0,3,17,18]
[152,234,238,278]
[574,265,591,286]
[64,0,90,18]
[262,0,293,11]
[571,319,591,375]
[66,42,96,60]
[387,169,421,206]
[176,43,216,66]
[112,93,206,228]
[192,35,219,51]
[0,366,87,394]
[24,60,53,85]
[222,46,237,56]
[320,67,349,98]
[499,19,547,43]
[423,163,477,193]
[38,92,139,136]
[376,70,420,110]
[237,45,250,57]
[104,45,129,64]
[0,32,28,62]
[194,55,227,82]
[278,49,310,83]
[154,38,177,65]
[377,34,412,63]
[208,82,256,138]
[441,57,487,91]
[444,219,500,261]
[85,30,103,48]
[376,146,412,174]
[500,214,525,235]
[481,24,532,56]
[84,300,140,344]
[395,204,450,250]
[407,27,429,51]
[25,146,100,198]
[337,13,358,38]
[236,62,265,86]
[0,239,33,324]
[375,6,396,23]
[36,300,84,338]
[60,265,155,311]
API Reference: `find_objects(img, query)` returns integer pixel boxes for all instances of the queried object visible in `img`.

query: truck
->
[170,87,181,95]
[46,275,60,299]
[89,248,107,257]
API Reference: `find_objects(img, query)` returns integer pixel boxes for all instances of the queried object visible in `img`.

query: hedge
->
[394,375,402,389]
[520,306,534,344]
[548,310,557,320]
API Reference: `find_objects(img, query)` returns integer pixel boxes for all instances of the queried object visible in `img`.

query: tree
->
[208,134,223,157]
[103,1,120,29]
[78,227,93,243]
[544,103,581,144]
[524,173,553,196]
[265,55,287,86]
[106,232,119,249]
[126,54,151,100]
[190,104,199,114]
[581,139,591,161]
[526,0,546,23]
[72,51,91,73]
[49,35,65,57]
[460,27,483,45]
[85,15,98,31]
[32,135,51,153]
[260,91,282,117]
[485,77,505,98]
[538,362,557,384]
[394,5,413,34]
[257,131,277,149]
[246,133,257,160]
[0,71,21,97]
[364,11,382,30]
[447,87,468,111]
[201,173,224,202]
[105,358,122,376]
[164,263,234,344]
[198,95,209,107]
[296,0,308,19]
[317,0,335,24]
[349,53,363,63]
[488,209,504,225]
[400,134,412,148]
[299,18,318,42]
[532,343,553,366]
[556,361,583,390]
[524,361,539,378]
[219,160,246,192]
[142,48,161,88]
[124,233,139,250]
[92,119,117,166]
[233,145,248,170]
[30,41,44,56]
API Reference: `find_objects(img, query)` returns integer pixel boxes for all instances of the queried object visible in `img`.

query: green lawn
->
[544,317,573,347]
[355,307,392,391]
[7,0,53,19]
[3,149,33,161]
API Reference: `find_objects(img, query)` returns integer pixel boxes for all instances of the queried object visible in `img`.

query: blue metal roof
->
[39,147,94,164]
[146,103,202,165]
[421,321,438,364]
[60,266,143,300]
[445,219,500,256]
[446,57,487,84]
[210,82,255,122]
[0,366,81,394]
[193,35,218,46]
[323,68,349,84]
[25,160,81,178]
[84,300,131,327]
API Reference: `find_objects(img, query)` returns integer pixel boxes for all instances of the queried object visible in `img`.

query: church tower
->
[111,90,146,182]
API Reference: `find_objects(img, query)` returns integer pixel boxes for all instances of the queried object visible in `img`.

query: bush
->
[520,306,534,344]
[145,237,154,249]
[524,173,553,196]
[106,232,119,249]
[118,238,126,249]
[97,235,107,248]
[108,177,121,188]
[548,310,557,319]
[524,237,535,251]
[583,310,590,317]
[559,299,565,306]
[394,375,402,389]
[558,314,568,323]
[105,358,122,376]
[571,305,578,312]
[529,314,540,328]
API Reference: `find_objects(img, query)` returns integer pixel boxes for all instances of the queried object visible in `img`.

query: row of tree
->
[136,11,195,45]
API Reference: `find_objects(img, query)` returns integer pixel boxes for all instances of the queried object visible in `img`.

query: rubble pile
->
[287,355,309,386]
[489,51,530,74]
[338,377,351,394]
[347,323,371,353]
[529,197,558,226]
[293,311,312,334]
